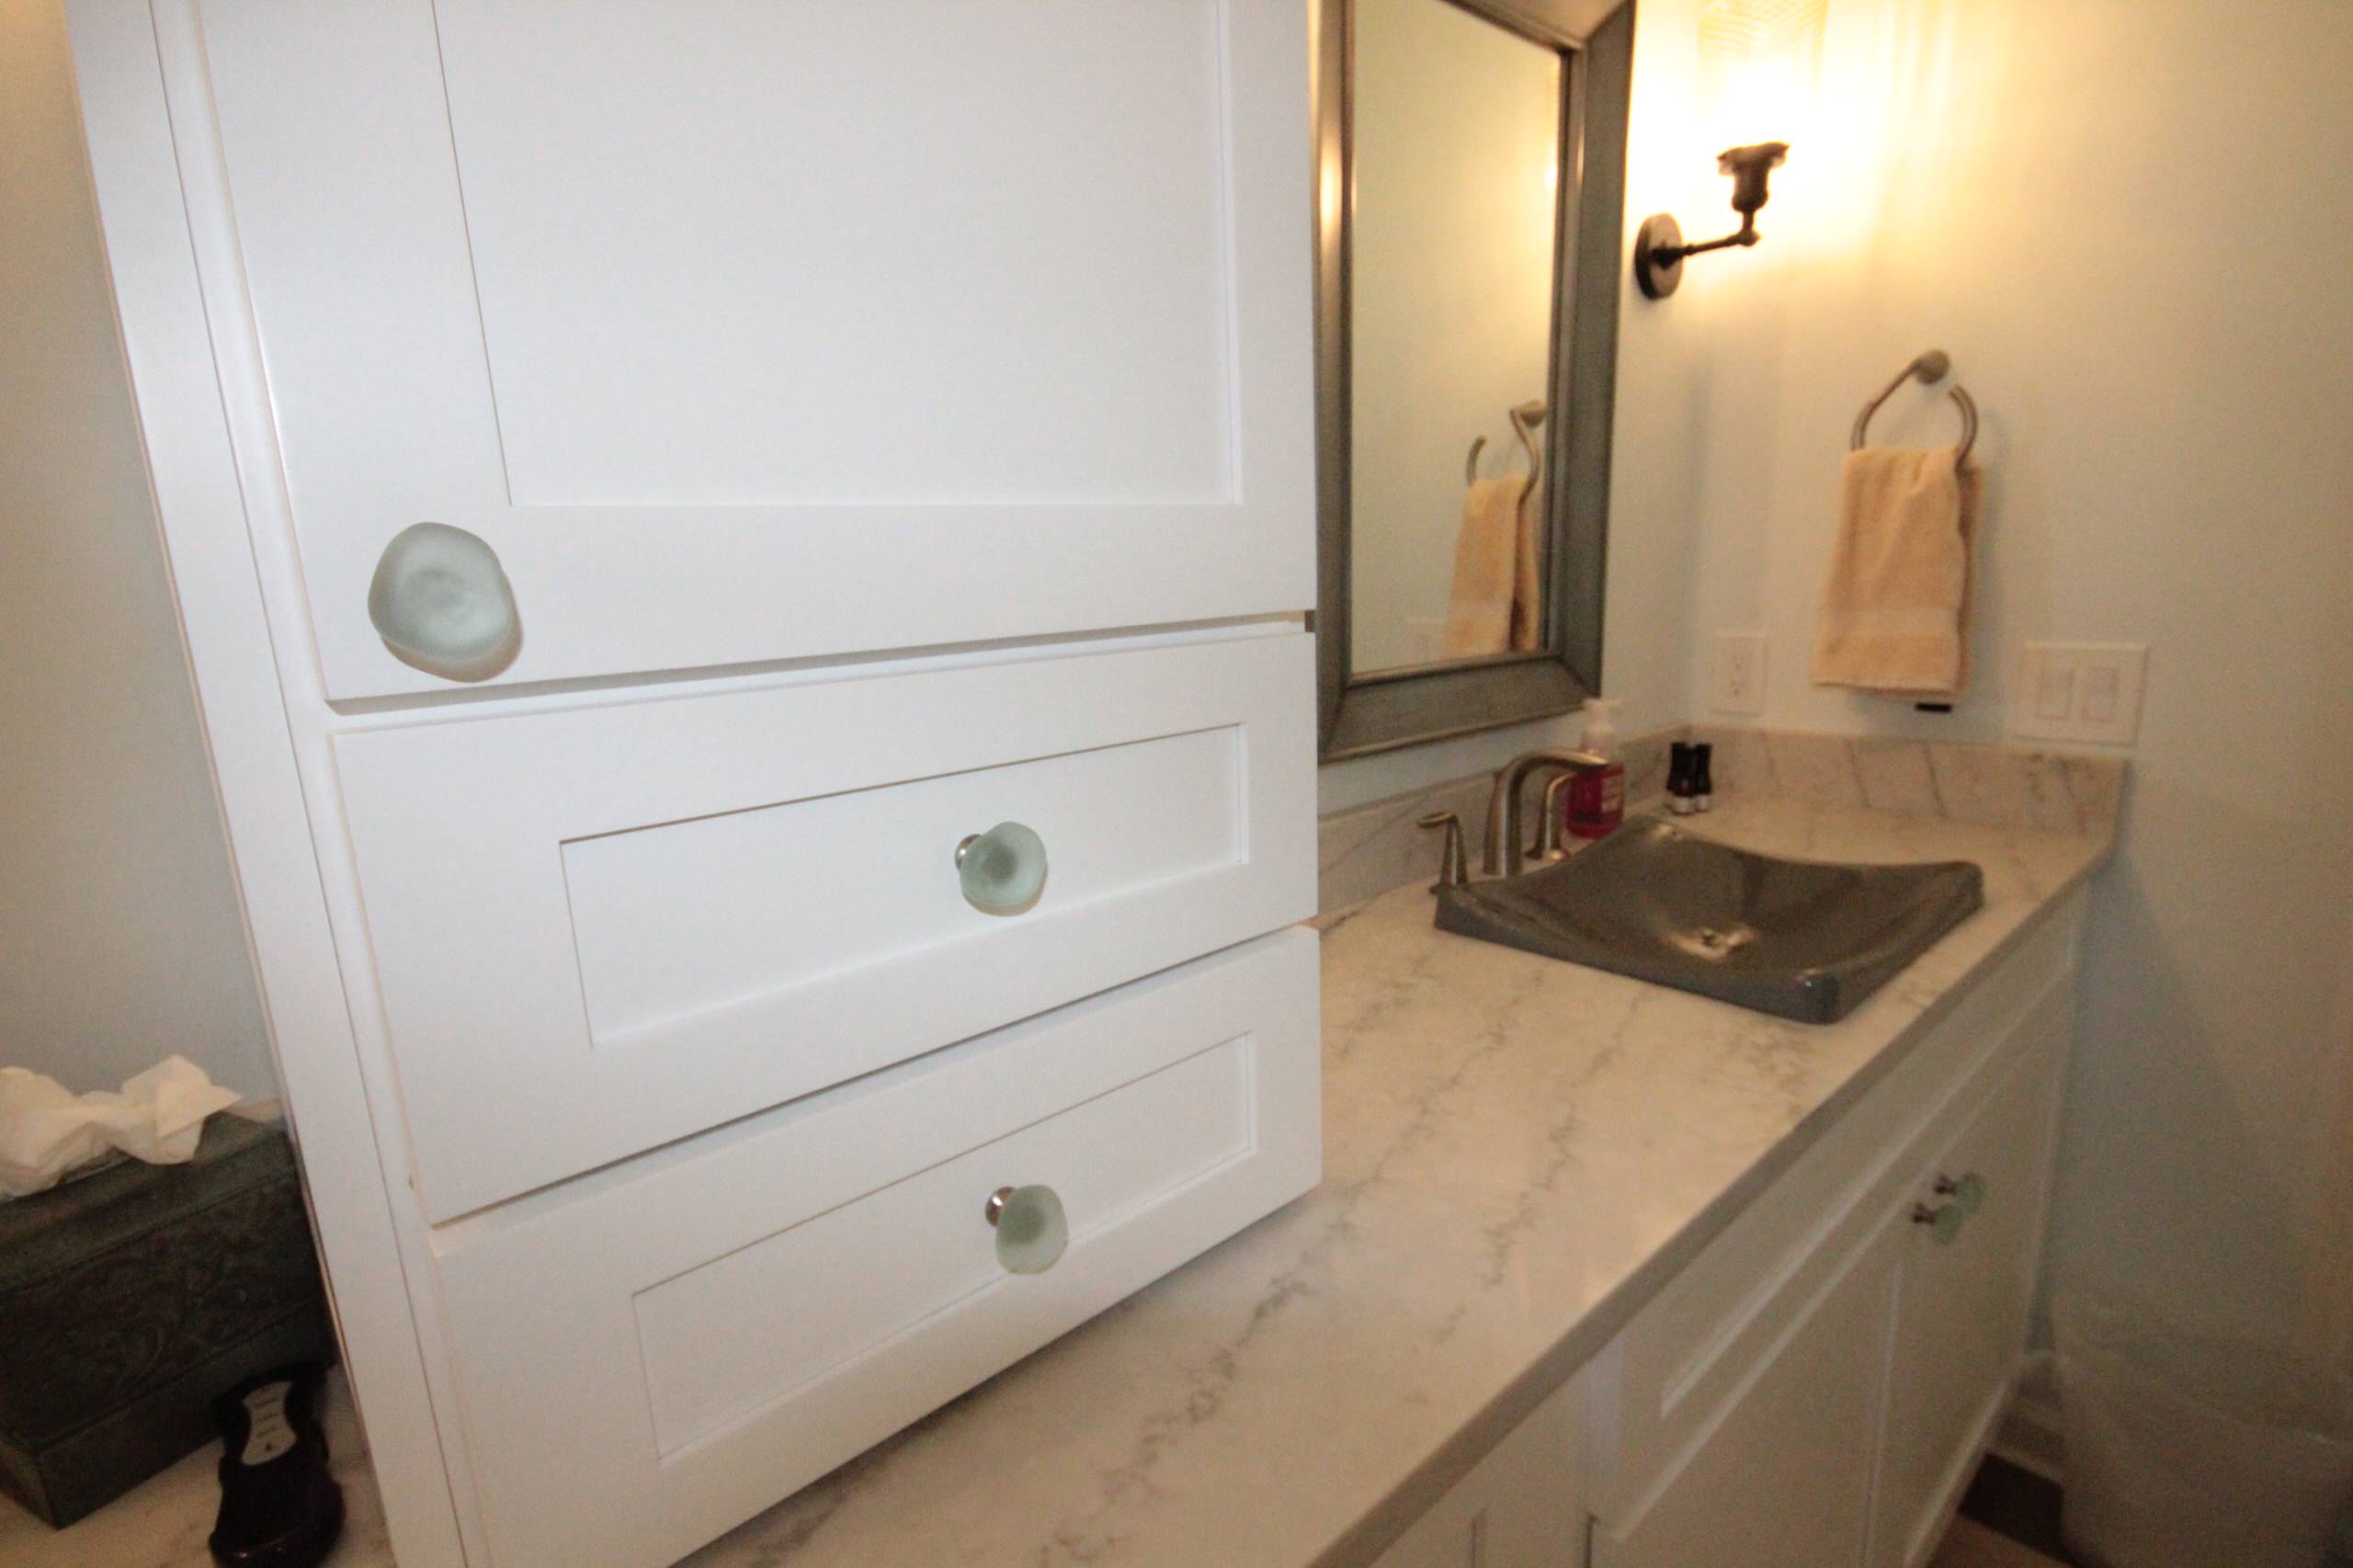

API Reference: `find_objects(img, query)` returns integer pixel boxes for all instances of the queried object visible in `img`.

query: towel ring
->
[1463,400,1550,507]
[1850,350,1978,470]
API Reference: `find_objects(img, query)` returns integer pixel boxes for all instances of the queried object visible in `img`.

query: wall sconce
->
[1632,141,1788,300]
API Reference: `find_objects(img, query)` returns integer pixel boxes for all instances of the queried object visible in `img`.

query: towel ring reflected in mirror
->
[1851,349,1980,472]
[1315,0,1637,761]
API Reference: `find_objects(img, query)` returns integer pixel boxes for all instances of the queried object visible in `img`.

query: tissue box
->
[0,1114,336,1527]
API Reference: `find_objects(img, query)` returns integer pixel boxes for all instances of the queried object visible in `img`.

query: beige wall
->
[1,0,275,1097]
[1654,0,2353,1336]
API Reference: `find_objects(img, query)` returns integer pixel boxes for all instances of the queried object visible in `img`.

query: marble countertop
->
[12,795,2112,1568]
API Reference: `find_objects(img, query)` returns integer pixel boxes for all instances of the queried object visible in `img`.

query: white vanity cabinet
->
[1371,1375,1591,1568]
[1375,899,2081,1568]
[64,3,1322,1565]
[1589,898,2078,1568]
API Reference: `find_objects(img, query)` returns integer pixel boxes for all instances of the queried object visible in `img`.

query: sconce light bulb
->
[1717,140,1789,217]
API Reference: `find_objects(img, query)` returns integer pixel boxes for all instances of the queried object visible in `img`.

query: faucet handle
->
[1534,773,1576,862]
[1417,812,1469,890]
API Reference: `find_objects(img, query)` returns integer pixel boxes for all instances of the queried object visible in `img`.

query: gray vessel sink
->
[1433,817,1984,1024]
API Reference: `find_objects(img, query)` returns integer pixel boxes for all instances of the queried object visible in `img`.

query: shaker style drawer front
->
[334,633,1315,1221]
[429,932,1321,1568]
[189,0,1313,698]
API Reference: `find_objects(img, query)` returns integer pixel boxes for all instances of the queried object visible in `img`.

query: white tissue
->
[0,1056,243,1199]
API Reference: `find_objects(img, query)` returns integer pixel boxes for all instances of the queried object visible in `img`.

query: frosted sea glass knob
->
[367,522,520,681]
[1936,1172,1987,1217]
[986,1184,1068,1275]
[956,822,1048,914]
[1912,1200,1968,1246]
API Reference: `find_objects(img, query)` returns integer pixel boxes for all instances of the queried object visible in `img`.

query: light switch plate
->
[2012,642,2147,745]
[1713,631,1768,715]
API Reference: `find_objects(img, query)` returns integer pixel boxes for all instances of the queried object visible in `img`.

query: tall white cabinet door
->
[180,1,1315,699]
[1596,1223,1899,1568]
[1870,984,2072,1568]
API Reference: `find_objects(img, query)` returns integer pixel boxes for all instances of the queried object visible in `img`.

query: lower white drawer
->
[428,929,1321,1568]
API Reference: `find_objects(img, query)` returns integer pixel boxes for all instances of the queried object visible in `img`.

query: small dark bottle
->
[1692,743,1716,812]
[1667,742,1698,815]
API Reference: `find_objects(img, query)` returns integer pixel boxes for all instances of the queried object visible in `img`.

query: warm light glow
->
[1698,0,1825,153]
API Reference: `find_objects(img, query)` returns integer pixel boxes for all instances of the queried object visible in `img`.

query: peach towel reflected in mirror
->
[1441,475,1542,658]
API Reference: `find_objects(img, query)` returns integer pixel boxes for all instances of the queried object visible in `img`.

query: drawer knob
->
[985,1184,1068,1275]
[367,522,520,681]
[1935,1172,1988,1216]
[1911,1199,1968,1245]
[956,822,1049,915]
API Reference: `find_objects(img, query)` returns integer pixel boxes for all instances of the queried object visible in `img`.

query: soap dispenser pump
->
[1564,698,1627,840]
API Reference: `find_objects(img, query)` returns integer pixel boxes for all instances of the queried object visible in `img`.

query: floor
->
[1932,1517,2070,1568]
[1929,1456,2076,1568]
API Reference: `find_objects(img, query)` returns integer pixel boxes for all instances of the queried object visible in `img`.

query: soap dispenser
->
[1564,698,1627,840]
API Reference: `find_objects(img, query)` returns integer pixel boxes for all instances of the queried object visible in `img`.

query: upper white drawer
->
[334,633,1315,1220]
[189,0,1313,697]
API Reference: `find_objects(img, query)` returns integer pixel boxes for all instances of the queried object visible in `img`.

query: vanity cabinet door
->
[1870,983,2072,1568]
[1594,1221,1900,1568]
[1372,1374,1588,1568]
[175,0,1313,699]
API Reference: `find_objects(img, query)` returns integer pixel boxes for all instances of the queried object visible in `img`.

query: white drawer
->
[428,930,1321,1568]
[333,631,1315,1220]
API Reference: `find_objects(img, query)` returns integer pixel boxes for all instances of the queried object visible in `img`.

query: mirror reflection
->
[1347,0,1563,676]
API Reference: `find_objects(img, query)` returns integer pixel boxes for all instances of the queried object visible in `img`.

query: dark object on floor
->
[2325,1494,2353,1568]
[208,1365,343,1568]
[1961,1454,2076,1563]
[0,1116,338,1526]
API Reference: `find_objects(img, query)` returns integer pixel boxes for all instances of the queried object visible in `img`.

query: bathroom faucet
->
[1482,748,1611,879]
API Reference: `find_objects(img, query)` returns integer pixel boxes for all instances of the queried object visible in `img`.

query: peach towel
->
[1441,476,1541,658]
[1813,446,1982,698]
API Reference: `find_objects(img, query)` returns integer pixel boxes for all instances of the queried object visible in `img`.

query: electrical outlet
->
[2011,643,2148,745]
[1713,631,1768,715]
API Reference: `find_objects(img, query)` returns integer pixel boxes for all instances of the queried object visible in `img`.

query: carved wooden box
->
[0,1115,336,1526]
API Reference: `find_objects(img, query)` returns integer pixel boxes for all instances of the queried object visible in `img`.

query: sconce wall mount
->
[1634,141,1789,300]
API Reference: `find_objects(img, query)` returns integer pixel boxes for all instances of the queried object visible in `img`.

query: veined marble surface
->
[24,797,2112,1568]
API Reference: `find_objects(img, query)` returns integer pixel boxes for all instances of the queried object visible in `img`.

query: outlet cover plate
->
[2011,642,2147,746]
[1713,631,1768,716]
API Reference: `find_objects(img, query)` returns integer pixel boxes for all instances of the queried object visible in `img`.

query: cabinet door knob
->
[1935,1172,1988,1216]
[1912,1200,1968,1245]
[956,822,1049,914]
[985,1184,1068,1274]
[367,522,520,680]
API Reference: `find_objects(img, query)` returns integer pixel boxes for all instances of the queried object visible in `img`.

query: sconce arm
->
[1647,214,1760,266]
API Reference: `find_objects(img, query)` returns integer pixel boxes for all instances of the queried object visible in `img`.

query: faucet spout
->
[1482,748,1611,880]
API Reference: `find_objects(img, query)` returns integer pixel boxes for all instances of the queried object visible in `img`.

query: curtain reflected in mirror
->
[1347,0,1563,677]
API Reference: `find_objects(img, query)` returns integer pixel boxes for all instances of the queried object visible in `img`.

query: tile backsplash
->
[1317,725,2127,915]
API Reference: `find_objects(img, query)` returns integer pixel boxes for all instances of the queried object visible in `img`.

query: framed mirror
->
[1315,0,1634,758]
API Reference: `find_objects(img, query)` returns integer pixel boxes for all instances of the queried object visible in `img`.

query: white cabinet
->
[179,0,1315,699]
[1586,901,2078,1568]
[1373,1374,1589,1568]
[335,633,1315,1221]
[1593,1225,1897,1568]
[1404,901,2083,1568]
[435,933,1320,1568]
[1870,983,2074,1568]
[65,3,1322,1563]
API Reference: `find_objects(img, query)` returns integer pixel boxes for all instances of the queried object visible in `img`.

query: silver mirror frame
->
[1316,0,1635,760]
